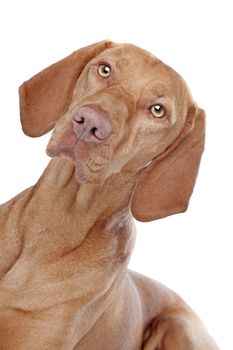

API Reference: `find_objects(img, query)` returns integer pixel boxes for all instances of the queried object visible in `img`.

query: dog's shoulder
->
[128,270,183,318]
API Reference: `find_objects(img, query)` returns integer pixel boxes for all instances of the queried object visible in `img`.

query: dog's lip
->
[46,140,93,160]
[73,139,93,157]
[47,123,84,157]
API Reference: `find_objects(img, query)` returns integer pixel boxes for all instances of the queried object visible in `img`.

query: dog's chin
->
[47,141,108,186]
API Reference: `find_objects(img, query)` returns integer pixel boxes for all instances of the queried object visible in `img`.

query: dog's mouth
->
[46,123,113,183]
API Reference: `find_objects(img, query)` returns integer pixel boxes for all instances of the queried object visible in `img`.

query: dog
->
[0,40,218,349]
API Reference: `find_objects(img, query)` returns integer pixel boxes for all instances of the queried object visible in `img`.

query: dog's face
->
[45,44,191,183]
[19,41,205,221]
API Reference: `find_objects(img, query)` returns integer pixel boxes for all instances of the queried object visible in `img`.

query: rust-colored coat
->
[0,41,218,349]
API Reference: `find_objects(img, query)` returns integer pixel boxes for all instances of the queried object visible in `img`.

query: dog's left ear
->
[131,105,205,222]
[19,40,113,137]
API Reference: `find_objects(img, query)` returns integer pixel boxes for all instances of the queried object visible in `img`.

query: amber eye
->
[98,64,111,78]
[150,104,166,118]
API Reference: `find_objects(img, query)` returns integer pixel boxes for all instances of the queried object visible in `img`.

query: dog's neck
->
[36,157,139,246]
[1,157,140,314]
[0,157,145,348]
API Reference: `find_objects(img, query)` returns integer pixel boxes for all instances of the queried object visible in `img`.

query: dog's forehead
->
[98,43,160,70]
[96,43,187,95]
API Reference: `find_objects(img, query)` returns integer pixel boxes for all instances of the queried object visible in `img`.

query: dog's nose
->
[72,105,112,143]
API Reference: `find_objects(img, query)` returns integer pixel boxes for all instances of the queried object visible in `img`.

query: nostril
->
[72,105,112,142]
[73,114,85,124]
[91,127,97,135]
[77,116,85,124]
[91,127,103,140]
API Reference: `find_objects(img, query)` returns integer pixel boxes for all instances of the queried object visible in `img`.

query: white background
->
[0,1,232,349]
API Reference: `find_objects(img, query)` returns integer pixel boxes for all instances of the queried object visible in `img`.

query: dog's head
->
[19,40,205,222]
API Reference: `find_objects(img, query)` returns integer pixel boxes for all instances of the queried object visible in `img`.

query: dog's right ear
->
[19,40,113,137]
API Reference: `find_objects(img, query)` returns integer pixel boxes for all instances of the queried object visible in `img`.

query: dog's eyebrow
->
[142,83,171,97]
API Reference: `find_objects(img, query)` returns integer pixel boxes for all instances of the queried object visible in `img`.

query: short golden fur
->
[0,41,218,349]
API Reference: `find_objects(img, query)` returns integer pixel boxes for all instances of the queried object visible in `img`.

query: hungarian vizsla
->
[0,40,218,349]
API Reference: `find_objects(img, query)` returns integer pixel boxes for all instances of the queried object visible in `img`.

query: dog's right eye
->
[98,64,111,78]
[150,104,166,118]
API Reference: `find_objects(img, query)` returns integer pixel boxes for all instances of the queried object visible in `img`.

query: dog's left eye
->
[150,104,166,118]
[98,64,111,78]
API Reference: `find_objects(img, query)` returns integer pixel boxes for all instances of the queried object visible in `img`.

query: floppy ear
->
[131,106,206,222]
[19,40,113,137]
